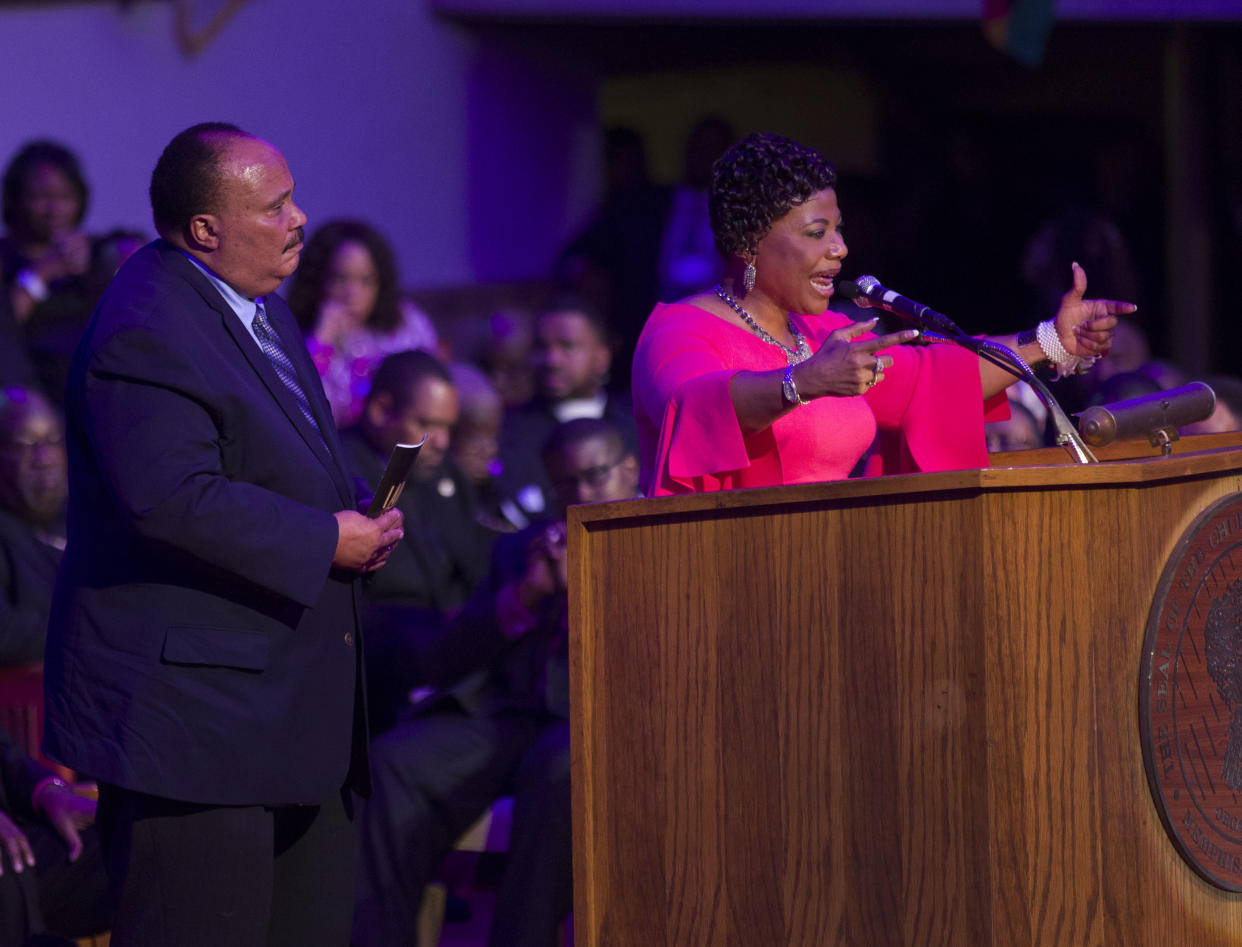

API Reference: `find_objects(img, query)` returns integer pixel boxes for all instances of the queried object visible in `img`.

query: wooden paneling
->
[569,445,1242,945]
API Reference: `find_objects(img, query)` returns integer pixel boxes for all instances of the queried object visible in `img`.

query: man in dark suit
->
[0,385,66,667]
[41,123,404,945]
[1,725,107,946]
[339,349,495,734]
[0,291,39,390]
[353,417,641,947]
[342,350,493,617]
[497,295,638,517]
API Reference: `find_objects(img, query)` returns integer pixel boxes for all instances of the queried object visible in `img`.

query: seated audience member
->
[657,115,734,304]
[91,227,147,281]
[1182,374,1242,435]
[285,219,438,426]
[1,141,115,402]
[353,416,641,947]
[499,295,638,513]
[542,416,643,508]
[1137,358,1189,391]
[1054,316,1152,416]
[985,395,1044,454]
[450,361,545,532]
[0,284,38,389]
[449,362,503,493]
[475,308,536,411]
[555,126,670,382]
[1,726,108,947]
[1085,368,1162,408]
[339,350,494,732]
[0,386,66,666]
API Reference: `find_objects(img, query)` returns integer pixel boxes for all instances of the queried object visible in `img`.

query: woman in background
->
[286,218,438,426]
[1,140,118,402]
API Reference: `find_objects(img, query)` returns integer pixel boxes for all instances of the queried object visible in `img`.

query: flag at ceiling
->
[983,0,1057,68]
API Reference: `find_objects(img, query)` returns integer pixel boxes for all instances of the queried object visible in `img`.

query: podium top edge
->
[567,440,1242,527]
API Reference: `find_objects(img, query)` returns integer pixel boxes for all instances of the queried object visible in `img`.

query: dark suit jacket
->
[339,428,494,734]
[0,724,45,819]
[0,290,39,389]
[43,240,369,806]
[0,510,61,665]
[454,523,569,720]
[395,523,568,723]
[498,392,638,511]
[339,429,492,613]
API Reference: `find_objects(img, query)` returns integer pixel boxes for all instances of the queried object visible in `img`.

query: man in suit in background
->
[339,349,495,734]
[0,384,66,667]
[498,295,638,516]
[1,724,108,946]
[42,122,403,946]
[353,416,641,947]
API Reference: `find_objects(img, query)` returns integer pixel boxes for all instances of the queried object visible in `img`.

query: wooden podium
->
[568,437,1242,945]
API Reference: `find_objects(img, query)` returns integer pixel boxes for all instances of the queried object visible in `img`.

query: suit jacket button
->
[344,631,354,647]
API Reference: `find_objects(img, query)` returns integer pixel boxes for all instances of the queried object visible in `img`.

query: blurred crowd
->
[0,121,1238,945]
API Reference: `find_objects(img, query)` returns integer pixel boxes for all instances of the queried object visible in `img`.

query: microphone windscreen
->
[835,278,864,301]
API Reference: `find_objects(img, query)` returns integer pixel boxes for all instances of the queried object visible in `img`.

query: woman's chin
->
[801,296,831,316]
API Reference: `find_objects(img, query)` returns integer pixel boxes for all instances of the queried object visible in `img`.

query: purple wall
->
[0,0,599,290]
[432,0,1242,19]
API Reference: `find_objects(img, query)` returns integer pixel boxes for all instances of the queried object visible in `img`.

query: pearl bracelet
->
[1035,320,1096,380]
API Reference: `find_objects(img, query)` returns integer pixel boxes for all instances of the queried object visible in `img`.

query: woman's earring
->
[742,259,757,294]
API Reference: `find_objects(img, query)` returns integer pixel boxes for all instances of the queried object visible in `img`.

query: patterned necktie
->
[251,302,325,442]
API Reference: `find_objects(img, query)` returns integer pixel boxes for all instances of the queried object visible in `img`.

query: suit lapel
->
[165,246,355,508]
[263,296,358,503]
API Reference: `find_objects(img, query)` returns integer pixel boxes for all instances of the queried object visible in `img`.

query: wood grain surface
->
[569,441,1242,945]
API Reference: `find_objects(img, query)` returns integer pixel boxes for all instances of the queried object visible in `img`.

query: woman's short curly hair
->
[285,219,403,334]
[708,133,837,259]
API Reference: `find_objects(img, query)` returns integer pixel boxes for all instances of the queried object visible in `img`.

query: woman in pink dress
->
[286,219,438,427]
[632,133,1134,495]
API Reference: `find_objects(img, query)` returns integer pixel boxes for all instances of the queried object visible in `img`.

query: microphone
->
[838,275,964,337]
[1077,382,1217,447]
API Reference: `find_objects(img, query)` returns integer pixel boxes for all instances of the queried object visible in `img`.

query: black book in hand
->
[365,437,426,517]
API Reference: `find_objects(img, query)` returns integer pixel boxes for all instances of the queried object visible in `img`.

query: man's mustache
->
[285,227,305,251]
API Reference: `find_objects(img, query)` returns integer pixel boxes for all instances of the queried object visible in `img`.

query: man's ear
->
[619,453,640,496]
[188,214,221,251]
[366,391,394,428]
[591,341,612,382]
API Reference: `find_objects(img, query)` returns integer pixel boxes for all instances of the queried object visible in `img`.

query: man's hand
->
[333,508,404,572]
[312,300,355,346]
[517,522,568,611]
[0,811,34,875]
[39,782,95,863]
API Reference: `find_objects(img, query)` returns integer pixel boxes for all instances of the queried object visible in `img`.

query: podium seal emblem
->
[1141,492,1242,890]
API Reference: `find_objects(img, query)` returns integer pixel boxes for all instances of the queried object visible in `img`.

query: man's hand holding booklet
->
[365,436,426,517]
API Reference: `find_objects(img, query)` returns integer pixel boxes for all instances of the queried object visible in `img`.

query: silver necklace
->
[714,285,810,365]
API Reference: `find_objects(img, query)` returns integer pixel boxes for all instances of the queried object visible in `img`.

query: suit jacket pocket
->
[162,625,270,672]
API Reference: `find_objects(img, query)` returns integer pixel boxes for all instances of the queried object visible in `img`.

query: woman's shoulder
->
[639,297,738,353]
[366,297,438,352]
[650,295,719,322]
[649,291,757,335]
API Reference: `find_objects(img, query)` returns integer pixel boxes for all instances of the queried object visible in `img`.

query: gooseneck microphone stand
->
[940,332,1096,464]
[841,277,1097,464]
